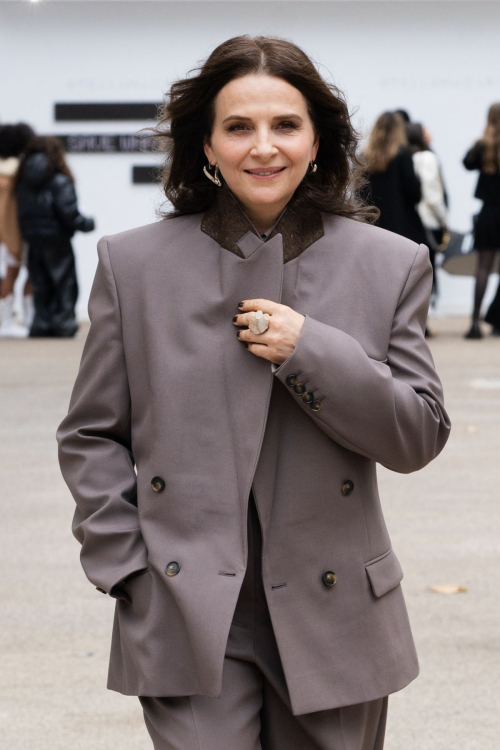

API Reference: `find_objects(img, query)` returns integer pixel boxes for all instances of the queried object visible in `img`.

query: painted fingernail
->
[232,316,238,322]
[236,331,240,339]
[238,301,244,308]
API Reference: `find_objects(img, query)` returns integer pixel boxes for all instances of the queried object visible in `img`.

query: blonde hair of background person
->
[481,102,500,174]
[363,111,408,173]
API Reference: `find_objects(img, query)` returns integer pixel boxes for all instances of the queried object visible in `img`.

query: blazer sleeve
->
[463,143,482,171]
[271,244,451,473]
[56,236,148,597]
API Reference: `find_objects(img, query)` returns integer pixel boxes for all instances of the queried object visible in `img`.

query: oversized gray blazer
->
[56,186,451,716]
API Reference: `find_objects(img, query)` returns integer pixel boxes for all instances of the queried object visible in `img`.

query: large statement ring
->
[248,309,270,335]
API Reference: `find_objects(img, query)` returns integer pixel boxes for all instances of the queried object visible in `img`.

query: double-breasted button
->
[286,374,299,387]
[322,571,337,587]
[151,476,165,493]
[341,480,354,496]
[96,587,107,594]
[302,391,314,404]
[310,399,323,412]
[294,382,306,395]
[166,561,180,577]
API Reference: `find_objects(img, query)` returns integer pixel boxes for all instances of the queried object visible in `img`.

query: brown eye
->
[277,121,297,130]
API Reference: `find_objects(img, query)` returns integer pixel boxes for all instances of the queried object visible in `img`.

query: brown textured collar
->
[201,184,324,263]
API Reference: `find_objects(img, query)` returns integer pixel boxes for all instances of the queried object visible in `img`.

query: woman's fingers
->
[237,298,281,315]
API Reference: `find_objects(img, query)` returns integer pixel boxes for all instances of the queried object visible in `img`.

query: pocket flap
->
[365,548,404,598]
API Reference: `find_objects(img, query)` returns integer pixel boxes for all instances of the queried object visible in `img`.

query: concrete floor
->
[1,317,499,749]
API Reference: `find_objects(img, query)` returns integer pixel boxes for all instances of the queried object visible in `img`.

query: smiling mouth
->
[244,167,287,177]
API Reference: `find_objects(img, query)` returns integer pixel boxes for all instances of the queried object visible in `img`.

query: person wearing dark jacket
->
[463,102,500,338]
[16,136,94,337]
[363,112,427,246]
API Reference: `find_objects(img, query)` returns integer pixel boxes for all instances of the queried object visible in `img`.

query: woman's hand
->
[233,299,305,365]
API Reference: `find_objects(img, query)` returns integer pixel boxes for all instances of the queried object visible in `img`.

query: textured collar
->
[201,184,324,263]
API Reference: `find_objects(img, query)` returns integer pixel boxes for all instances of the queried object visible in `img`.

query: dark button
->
[341,480,354,496]
[166,561,180,577]
[322,571,337,587]
[96,587,107,594]
[286,374,299,387]
[261,233,267,240]
[310,399,323,412]
[151,476,165,493]
[302,391,314,404]
[294,382,306,395]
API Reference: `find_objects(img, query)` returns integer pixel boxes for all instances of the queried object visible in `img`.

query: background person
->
[362,111,427,246]
[0,122,35,338]
[406,122,448,319]
[463,102,500,339]
[15,136,94,337]
[57,35,450,750]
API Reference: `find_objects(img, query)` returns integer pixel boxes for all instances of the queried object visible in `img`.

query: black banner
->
[55,102,159,121]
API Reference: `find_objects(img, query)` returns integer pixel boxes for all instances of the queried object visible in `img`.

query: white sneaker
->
[0,294,28,338]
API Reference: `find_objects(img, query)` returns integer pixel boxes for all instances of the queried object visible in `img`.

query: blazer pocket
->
[365,548,404,598]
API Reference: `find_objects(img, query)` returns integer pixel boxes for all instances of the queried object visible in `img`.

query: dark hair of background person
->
[479,102,500,174]
[362,111,408,173]
[0,122,35,159]
[395,109,411,124]
[16,135,74,184]
[406,123,428,154]
[149,35,378,223]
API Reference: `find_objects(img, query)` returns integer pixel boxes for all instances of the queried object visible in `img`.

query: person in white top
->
[406,123,447,336]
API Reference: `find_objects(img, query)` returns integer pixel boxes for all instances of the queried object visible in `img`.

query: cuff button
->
[294,383,306,395]
[302,391,314,404]
[310,400,323,412]
[286,374,299,387]
[96,587,107,594]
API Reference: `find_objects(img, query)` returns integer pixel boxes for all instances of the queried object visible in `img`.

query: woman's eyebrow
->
[222,113,304,124]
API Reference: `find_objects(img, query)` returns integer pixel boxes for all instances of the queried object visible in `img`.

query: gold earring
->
[309,161,318,174]
[203,163,222,187]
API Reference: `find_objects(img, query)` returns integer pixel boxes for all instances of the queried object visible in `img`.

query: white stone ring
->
[248,309,270,335]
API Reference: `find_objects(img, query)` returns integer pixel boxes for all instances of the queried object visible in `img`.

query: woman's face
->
[204,74,319,219]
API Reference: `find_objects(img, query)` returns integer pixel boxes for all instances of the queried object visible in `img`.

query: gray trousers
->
[139,492,388,750]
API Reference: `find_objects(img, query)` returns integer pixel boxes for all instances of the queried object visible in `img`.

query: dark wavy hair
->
[150,35,376,222]
[0,122,35,159]
[16,135,74,184]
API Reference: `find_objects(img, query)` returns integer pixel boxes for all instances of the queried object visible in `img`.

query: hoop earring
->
[203,163,222,187]
[308,161,318,174]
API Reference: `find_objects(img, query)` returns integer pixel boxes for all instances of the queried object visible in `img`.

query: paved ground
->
[1,317,499,750]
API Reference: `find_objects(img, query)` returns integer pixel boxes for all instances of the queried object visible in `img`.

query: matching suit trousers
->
[139,492,388,750]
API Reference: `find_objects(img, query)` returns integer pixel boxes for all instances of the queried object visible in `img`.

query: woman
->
[16,136,95,337]
[363,111,427,246]
[406,122,448,322]
[0,122,35,338]
[57,36,450,749]
[463,102,500,339]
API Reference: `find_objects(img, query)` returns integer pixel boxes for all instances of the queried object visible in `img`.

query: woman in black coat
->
[16,136,94,337]
[463,102,500,338]
[363,112,427,246]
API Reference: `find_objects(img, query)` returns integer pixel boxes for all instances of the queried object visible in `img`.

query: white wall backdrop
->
[1,0,499,319]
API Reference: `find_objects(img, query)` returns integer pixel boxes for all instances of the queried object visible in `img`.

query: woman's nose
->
[250,130,278,159]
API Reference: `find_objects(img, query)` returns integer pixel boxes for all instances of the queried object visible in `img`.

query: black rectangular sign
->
[132,166,162,184]
[55,102,159,122]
